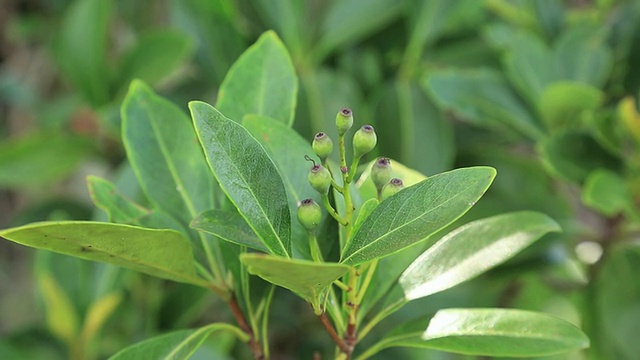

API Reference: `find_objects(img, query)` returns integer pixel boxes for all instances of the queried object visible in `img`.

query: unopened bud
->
[312,132,333,160]
[371,157,392,191]
[336,107,354,135]
[381,178,404,201]
[353,125,377,158]
[297,199,322,232]
[308,164,332,194]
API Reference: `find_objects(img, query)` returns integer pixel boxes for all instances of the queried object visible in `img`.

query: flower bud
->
[336,107,354,135]
[371,157,392,191]
[312,132,333,160]
[308,164,332,194]
[381,178,404,201]
[297,198,322,232]
[353,125,377,158]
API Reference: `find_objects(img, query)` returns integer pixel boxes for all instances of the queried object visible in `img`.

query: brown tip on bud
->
[390,178,403,186]
[340,108,352,116]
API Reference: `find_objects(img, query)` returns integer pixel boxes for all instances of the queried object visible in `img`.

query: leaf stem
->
[322,194,348,225]
[355,260,378,306]
[333,279,350,291]
[261,285,275,359]
[318,311,350,355]
[358,298,406,342]
[309,232,324,262]
[228,293,264,359]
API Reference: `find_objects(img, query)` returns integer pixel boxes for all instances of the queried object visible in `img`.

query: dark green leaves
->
[0,132,92,188]
[54,0,111,105]
[191,210,267,252]
[216,31,298,126]
[240,253,350,312]
[0,222,207,287]
[426,69,542,139]
[109,323,248,360]
[373,308,589,357]
[189,101,291,257]
[399,211,561,300]
[341,167,496,265]
[121,80,214,225]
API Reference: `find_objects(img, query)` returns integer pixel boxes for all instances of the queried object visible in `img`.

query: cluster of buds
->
[297,107,404,240]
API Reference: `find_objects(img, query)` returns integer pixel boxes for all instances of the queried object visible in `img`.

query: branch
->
[228,293,264,359]
[317,311,350,355]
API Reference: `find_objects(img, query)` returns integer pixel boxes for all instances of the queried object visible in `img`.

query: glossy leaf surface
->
[190,101,291,257]
[399,211,560,300]
[375,308,589,357]
[341,167,496,265]
[109,323,248,360]
[240,253,350,310]
[243,114,321,258]
[122,80,214,224]
[216,31,297,126]
[191,210,267,252]
[0,222,207,287]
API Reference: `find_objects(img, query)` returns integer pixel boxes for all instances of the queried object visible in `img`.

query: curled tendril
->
[304,155,317,167]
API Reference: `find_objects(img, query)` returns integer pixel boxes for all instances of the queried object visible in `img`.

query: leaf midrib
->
[207,116,289,257]
[342,182,467,263]
[140,98,199,217]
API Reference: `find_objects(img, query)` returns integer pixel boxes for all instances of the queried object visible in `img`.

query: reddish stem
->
[228,293,264,359]
[317,312,350,355]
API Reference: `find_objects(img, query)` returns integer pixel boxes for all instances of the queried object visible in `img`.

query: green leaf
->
[240,253,350,312]
[596,246,640,359]
[554,26,613,88]
[315,0,404,61]
[87,175,186,234]
[0,132,92,188]
[216,31,298,126]
[399,211,561,301]
[425,69,542,139]
[0,222,208,287]
[189,101,291,257]
[375,308,589,357]
[191,210,267,252]
[121,80,214,225]
[54,0,111,105]
[37,271,80,345]
[350,198,378,243]
[582,169,631,217]
[539,131,621,184]
[109,323,249,360]
[501,31,557,105]
[341,167,496,265]
[538,81,603,130]
[117,30,195,91]
[242,114,322,258]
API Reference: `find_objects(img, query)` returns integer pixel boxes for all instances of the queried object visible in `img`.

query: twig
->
[228,293,264,359]
[317,312,350,355]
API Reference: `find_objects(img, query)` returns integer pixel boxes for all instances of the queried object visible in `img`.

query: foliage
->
[2,1,640,359]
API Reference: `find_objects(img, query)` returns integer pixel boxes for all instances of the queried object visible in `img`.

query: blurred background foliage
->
[1,0,640,359]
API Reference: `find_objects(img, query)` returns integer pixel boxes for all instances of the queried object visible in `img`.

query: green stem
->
[322,194,348,225]
[333,279,350,291]
[358,298,407,342]
[261,286,275,360]
[355,260,378,306]
[309,232,324,262]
